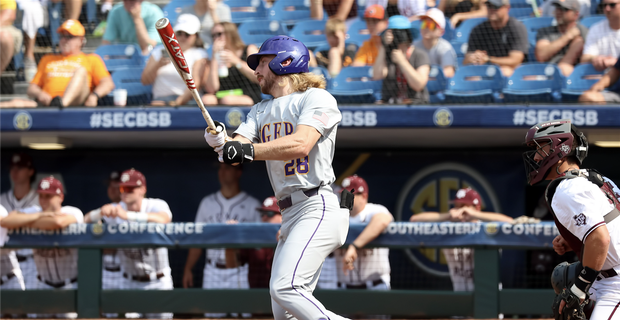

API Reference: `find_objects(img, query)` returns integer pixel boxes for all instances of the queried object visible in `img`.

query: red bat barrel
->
[155,18,196,90]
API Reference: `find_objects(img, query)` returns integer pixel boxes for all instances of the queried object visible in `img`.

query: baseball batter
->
[1,176,83,319]
[336,175,393,292]
[92,169,174,320]
[183,163,260,318]
[204,35,350,320]
[0,204,25,290]
[523,119,620,320]
[0,153,39,290]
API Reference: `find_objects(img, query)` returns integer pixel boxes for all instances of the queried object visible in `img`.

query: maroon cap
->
[11,153,33,168]
[341,175,368,196]
[452,188,481,206]
[119,168,146,187]
[37,176,64,195]
[259,196,280,213]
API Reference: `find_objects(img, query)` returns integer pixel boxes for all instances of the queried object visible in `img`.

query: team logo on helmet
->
[121,173,130,183]
[40,180,51,190]
[573,213,586,226]
[396,162,501,276]
[263,197,274,207]
[560,144,570,155]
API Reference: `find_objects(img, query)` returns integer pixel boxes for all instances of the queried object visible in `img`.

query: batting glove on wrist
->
[204,120,228,149]
[223,141,254,164]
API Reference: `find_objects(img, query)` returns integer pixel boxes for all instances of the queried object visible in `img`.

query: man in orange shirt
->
[2,19,114,108]
[351,5,388,66]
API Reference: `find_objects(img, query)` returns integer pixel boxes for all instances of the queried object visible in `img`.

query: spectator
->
[0,0,22,76]
[15,0,46,81]
[579,54,620,103]
[201,22,261,106]
[315,18,357,77]
[438,0,487,28]
[91,168,174,319]
[179,0,231,47]
[141,14,208,106]
[182,163,260,318]
[366,0,427,21]
[535,0,587,76]
[351,5,389,67]
[463,0,528,77]
[414,8,458,78]
[54,0,81,21]
[0,176,83,318]
[410,188,513,291]
[580,0,620,70]
[336,176,393,297]
[311,0,358,28]
[102,0,164,54]
[225,196,281,289]
[84,170,122,318]
[0,153,38,290]
[373,15,430,104]
[1,20,115,108]
[539,0,590,18]
[0,203,25,291]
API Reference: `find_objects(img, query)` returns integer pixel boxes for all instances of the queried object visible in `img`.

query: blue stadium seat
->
[313,42,359,57]
[451,40,469,59]
[108,67,152,105]
[309,66,332,88]
[225,0,268,24]
[49,0,63,49]
[561,63,604,102]
[443,21,455,41]
[580,14,606,29]
[268,0,312,27]
[357,0,366,17]
[347,18,370,46]
[288,20,328,50]
[428,65,448,103]
[521,17,555,62]
[237,20,287,47]
[444,65,505,103]
[162,0,195,25]
[328,66,382,104]
[503,63,564,103]
[453,17,486,43]
[509,7,534,19]
[95,44,145,72]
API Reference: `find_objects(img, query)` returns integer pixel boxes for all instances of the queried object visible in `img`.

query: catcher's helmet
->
[522,119,588,185]
[246,35,310,75]
[551,261,582,295]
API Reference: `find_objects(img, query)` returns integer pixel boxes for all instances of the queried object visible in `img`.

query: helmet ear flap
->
[571,125,588,165]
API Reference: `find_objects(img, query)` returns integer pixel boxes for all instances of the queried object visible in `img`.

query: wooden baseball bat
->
[155,17,216,131]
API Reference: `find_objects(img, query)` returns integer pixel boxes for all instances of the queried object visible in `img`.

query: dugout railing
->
[2,222,558,318]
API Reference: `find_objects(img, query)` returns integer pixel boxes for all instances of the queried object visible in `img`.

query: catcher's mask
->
[551,261,582,295]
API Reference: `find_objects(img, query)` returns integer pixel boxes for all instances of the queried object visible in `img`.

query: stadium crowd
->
[1,0,620,107]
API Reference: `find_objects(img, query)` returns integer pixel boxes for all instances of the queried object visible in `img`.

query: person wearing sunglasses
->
[201,22,262,106]
[179,0,231,47]
[535,0,588,77]
[102,0,164,54]
[352,5,389,67]
[463,0,528,77]
[1,19,115,108]
[580,0,620,71]
[92,168,174,319]
[414,8,458,78]
[141,14,208,106]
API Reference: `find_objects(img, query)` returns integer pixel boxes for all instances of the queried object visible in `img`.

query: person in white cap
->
[414,8,458,78]
[141,13,208,106]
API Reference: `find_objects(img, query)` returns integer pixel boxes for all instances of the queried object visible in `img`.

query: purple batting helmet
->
[522,119,588,185]
[246,35,310,75]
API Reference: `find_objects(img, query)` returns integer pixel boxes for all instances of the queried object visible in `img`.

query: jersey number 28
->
[284,156,309,176]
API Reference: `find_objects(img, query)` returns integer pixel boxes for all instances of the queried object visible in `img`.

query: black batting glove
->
[223,141,254,164]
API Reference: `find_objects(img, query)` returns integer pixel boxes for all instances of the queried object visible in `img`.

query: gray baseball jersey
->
[234,88,342,200]
[336,203,392,285]
[195,191,260,265]
[104,198,172,276]
[21,205,84,283]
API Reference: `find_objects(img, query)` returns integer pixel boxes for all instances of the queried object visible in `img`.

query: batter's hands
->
[553,235,572,255]
[182,269,193,288]
[343,245,358,273]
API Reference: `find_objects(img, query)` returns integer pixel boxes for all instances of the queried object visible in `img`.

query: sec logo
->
[433,108,453,127]
[91,223,105,236]
[225,108,245,128]
[13,111,32,131]
[395,162,501,276]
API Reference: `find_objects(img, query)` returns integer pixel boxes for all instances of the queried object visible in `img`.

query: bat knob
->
[155,18,170,29]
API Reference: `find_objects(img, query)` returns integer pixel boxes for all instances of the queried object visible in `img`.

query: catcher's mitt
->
[552,288,587,320]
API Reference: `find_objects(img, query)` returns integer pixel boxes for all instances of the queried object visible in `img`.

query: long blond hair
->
[280,72,326,92]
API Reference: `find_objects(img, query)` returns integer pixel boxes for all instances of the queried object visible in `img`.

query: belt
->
[277,187,321,211]
[207,259,229,269]
[123,272,164,282]
[37,275,77,288]
[597,267,618,280]
[0,272,16,285]
[104,266,121,272]
[339,279,383,289]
